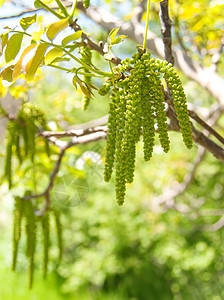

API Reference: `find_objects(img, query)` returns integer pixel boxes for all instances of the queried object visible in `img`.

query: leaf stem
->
[70,0,78,20]
[35,0,64,19]
[55,0,69,17]
[143,0,151,50]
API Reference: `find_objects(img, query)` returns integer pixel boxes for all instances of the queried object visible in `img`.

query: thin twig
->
[38,126,108,138]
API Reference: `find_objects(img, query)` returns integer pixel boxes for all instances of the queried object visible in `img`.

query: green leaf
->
[45,47,63,65]
[0,65,14,82]
[61,31,83,47]
[51,57,70,63]
[25,43,49,81]
[5,33,23,63]
[111,35,127,45]
[46,17,69,41]
[20,14,37,31]
[0,33,8,56]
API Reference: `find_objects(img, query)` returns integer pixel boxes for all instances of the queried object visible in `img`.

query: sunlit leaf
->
[13,43,37,80]
[20,14,37,31]
[0,33,8,56]
[5,33,23,63]
[0,0,4,8]
[45,47,63,65]
[109,27,120,42]
[46,17,69,41]
[25,43,49,81]
[61,31,83,47]
[0,65,14,82]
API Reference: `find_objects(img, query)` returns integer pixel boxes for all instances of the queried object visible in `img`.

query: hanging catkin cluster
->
[80,46,93,110]
[12,197,63,288]
[4,102,49,189]
[99,51,193,205]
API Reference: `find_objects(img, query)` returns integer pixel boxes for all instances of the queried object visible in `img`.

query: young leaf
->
[20,14,37,31]
[13,43,37,80]
[46,17,69,41]
[5,33,23,63]
[0,33,8,56]
[25,43,49,81]
[109,27,120,42]
[111,35,127,45]
[45,47,63,65]
[61,31,83,47]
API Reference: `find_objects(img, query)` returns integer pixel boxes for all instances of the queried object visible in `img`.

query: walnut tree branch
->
[159,0,174,65]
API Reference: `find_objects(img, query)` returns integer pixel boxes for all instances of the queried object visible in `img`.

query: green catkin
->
[54,211,63,260]
[114,82,128,205]
[24,200,36,289]
[140,76,156,161]
[102,50,192,205]
[42,212,50,278]
[12,197,23,271]
[15,129,22,163]
[4,121,14,189]
[121,56,145,185]
[80,47,92,110]
[104,88,118,182]
[162,63,193,149]
[83,0,90,8]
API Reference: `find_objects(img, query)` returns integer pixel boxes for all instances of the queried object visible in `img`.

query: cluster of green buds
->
[99,50,193,205]
[12,196,63,288]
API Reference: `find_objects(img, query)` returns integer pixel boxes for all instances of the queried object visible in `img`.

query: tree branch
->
[159,0,174,64]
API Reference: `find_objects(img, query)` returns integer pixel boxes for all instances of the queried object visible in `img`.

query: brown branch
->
[188,110,224,146]
[159,0,174,65]
[37,126,108,138]
[22,148,66,215]
[69,19,122,65]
